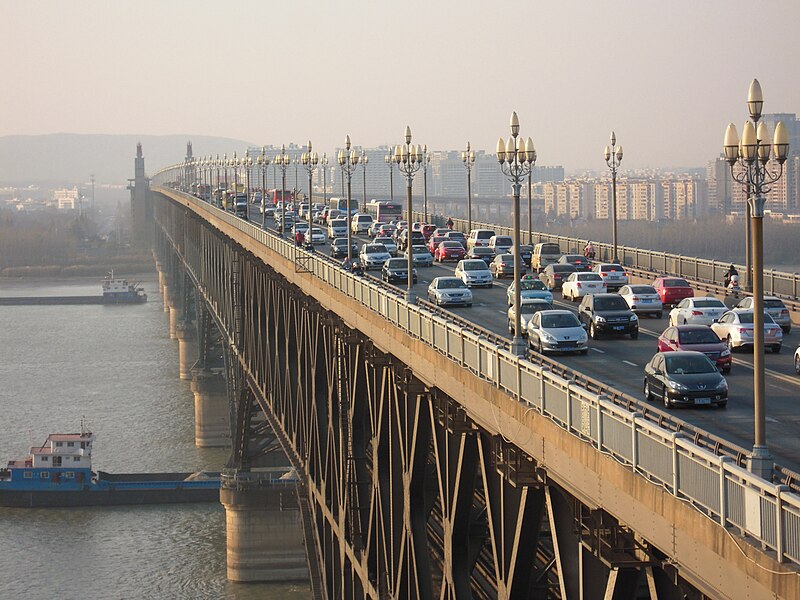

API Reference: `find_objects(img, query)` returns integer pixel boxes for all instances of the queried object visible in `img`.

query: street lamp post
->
[462,142,475,231]
[385,151,395,202]
[338,135,360,263]
[497,112,537,356]
[722,79,789,479]
[275,145,291,237]
[605,132,623,264]
[301,141,319,249]
[233,152,239,195]
[294,154,299,201]
[223,153,229,193]
[258,148,270,229]
[422,145,430,223]
[394,126,423,303]
[321,153,329,205]
[361,149,369,212]
[527,171,533,245]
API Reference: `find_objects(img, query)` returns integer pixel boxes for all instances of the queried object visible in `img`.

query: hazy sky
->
[2,1,798,171]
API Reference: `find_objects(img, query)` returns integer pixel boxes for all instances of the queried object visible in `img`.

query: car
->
[507,276,554,306]
[561,272,607,301]
[330,237,359,259]
[427,235,447,254]
[466,246,496,265]
[643,351,728,408]
[351,213,374,234]
[578,293,639,340]
[398,229,426,251]
[326,209,343,225]
[527,309,589,354]
[467,229,496,250]
[710,309,783,353]
[368,221,387,237]
[292,222,310,235]
[454,259,493,288]
[308,227,328,244]
[539,264,577,290]
[618,284,664,317]
[668,296,728,326]
[374,236,398,256]
[328,218,348,238]
[359,243,392,270]
[405,245,434,267]
[435,241,466,263]
[444,230,468,249]
[382,257,417,284]
[511,244,533,267]
[735,296,792,333]
[421,224,436,240]
[259,204,275,218]
[531,242,561,272]
[795,345,800,375]
[427,277,473,307]
[377,223,397,238]
[657,325,732,374]
[508,299,554,336]
[557,254,592,272]
[489,254,519,279]
[652,277,695,307]
[593,263,629,291]
[488,235,513,254]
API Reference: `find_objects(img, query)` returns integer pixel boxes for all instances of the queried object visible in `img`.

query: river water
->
[0,276,311,600]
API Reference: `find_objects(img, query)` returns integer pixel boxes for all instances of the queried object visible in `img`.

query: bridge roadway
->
[251,205,800,475]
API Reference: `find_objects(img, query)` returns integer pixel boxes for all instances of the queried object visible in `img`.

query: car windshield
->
[333,239,347,247]
[462,261,487,271]
[494,237,512,245]
[663,278,689,287]
[540,244,560,254]
[630,286,657,294]
[442,242,462,248]
[736,312,775,324]
[387,259,406,268]
[693,299,725,308]
[553,265,575,272]
[600,264,623,272]
[764,299,786,309]
[447,232,465,240]
[541,313,581,328]
[438,279,467,289]
[412,246,429,254]
[563,255,585,262]
[665,355,716,375]
[332,219,346,227]
[579,273,603,281]
[678,329,721,344]
[365,244,387,254]
[520,303,550,315]
[375,237,393,245]
[594,297,628,311]
[471,248,493,255]
[520,279,546,291]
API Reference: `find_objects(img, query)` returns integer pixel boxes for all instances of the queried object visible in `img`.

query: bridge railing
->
[153,172,800,567]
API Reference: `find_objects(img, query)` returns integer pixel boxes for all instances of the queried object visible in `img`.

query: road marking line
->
[766,417,780,423]
[623,360,638,367]
[590,348,605,353]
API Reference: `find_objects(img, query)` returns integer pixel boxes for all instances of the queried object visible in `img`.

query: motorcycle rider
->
[723,264,739,288]
[583,241,596,260]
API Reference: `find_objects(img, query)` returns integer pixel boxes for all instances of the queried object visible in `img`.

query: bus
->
[329,196,359,216]
[267,189,294,206]
[365,200,403,224]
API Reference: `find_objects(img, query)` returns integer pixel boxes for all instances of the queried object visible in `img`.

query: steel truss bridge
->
[148,170,799,599]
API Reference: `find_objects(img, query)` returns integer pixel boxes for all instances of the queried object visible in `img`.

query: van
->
[531,242,561,272]
[467,229,496,251]
[488,235,513,254]
[351,213,374,234]
[328,218,348,238]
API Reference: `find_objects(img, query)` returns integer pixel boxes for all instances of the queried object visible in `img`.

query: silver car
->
[374,236,398,256]
[358,243,392,270]
[454,259,493,288]
[527,309,589,354]
[735,296,792,333]
[669,296,727,326]
[710,309,783,353]
[507,299,553,336]
[427,277,473,307]
[618,284,663,318]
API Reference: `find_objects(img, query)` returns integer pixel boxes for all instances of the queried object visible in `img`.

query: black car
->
[330,237,359,259]
[466,246,496,265]
[578,293,639,339]
[398,230,426,251]
[539,264,577,290]
[643,351,728,409]
[557,254,592,272]
[511,244,533,267]
[381,258,418,284]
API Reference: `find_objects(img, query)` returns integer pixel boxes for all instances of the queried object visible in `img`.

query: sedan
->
[657,325,731,373]
[454,259,493,288]
[381,258,417,284]
[527,310,589,355]
[643,351,728,409]
[374,236,398,257]
[308,227,328,244]
[507,277,553,306]
[358,243,392,270]
[405,245,434,267]
[735,296,792,333]
[466,246,496,265]
[435,241,466,262]
[330,237,359,259]
[710,309,783,353]
[508,299,554,336]
[653,277,694,307]
[593,263,629,291]
[368,221,386,237]
[668,296,728,326]
[557,254,592,272]
[377,224,397,238]
[444,230,468,249]
[490,253,525,279]
[539,264,577,290]
[428,235,447,254]
[561,272,607,301]
[618,284,663,318]
[427,277,473,307]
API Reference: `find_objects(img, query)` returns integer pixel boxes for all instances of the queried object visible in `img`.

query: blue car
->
[507,276,554,306]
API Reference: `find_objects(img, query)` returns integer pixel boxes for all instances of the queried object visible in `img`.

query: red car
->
[653,277,694,307]
[657,324,731,373]
[421,224,436,240]
[435,241,466,262]
[428,235,446,254]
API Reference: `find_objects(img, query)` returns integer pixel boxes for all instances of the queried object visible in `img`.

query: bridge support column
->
[168,304,183,339]
[162,282,170,313]
[157,267,165,294]
[176,323,198,380]
[190,369,230,447]
[220,472,308,583]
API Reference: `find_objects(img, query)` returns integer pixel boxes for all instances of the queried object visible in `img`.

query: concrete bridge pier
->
[190,369,230,447]
[175,323,198,380]
[161,281,171,313]
[168,303,183,339]
[156,267,165,294]
[220,471,308,583]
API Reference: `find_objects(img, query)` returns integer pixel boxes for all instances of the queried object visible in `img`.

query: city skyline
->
[1,1,799,172]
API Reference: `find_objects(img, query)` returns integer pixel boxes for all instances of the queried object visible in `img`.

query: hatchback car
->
[592,263,629,291]
[618,284,663,318]
[668,296,728,326]
[399,230,426,251]
[358,243,392,270]
[561,272,607,301]
[710,309,783,353]
[490,254,523,278]
[539,264,577,290]
[508,299,554,336]
[374,236,398,256]
[643,351,728,409]
[466,246,496,265]
[653,277,695,307]
[427,277,473,307]
[557,254,592,272]
[454,259,493,288]
[527,310,589,355]
[435,241,466,263]
[735,296,792,333]
[381,258,417,284]
[578,293,639,339]
[507,277,554,306]
[405,245,434,267]
[657,325,731,373]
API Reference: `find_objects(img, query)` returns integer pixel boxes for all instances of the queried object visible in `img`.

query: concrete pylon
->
[162,282,170,313]
[168,304,183,339]
[175,323,198,380]
[190,369,230,447]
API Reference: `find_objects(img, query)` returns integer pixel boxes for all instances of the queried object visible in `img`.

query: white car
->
[669,296,728,326]
[710,309,783,353]
[309,227,327,244]
[618,284,663,318]
[374,236,398,256]
[351,213,374,234]
[328,218,348,238]
[561,272,607,301]
[454,259,493,288]
[527,309,589,354]
[592,263,629,290]
[291,222,310,236]
[358,243,392,270]
[507,299,553,336]
[735,296,792,333]
[427,277,473,307]
[507,277,553,306]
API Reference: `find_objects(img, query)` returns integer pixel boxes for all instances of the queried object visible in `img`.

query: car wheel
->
[795,353,800,375]
[537,338,544,354]
[466,303,472,308]
[717,401,728,409]
[644,380,653,402]
[722,366,731,374]
[589,322,600,340]
[562,290,569,300]
[726,335,734,352]
[630,330,639,340]
[784,324,791,334]
[656,311,663,319]
[772,344,781,354]
[579,348,589,355]
[682,318,688,325]
[663,393,672,409]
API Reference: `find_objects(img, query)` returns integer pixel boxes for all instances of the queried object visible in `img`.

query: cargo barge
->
[0,271,147,306]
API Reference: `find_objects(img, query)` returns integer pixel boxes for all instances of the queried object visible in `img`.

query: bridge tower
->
[127,142,151,247]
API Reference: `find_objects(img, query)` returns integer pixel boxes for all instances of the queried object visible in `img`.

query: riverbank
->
[0,258,154,279]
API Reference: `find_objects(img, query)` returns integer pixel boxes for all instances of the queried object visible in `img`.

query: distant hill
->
[0,133,256,186]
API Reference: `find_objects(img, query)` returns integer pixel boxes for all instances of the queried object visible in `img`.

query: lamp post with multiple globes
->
[497,112,537,356]
[258,148,270,229]
[384,150,395,203]
[361,149,369,212]
[274,145,291,236]
[604,133,623,264]
[722,79,789,479]
[462,142,476,232]
[422,145,430,223]
[301,141,319,248]
[394,126,424,302]
[338,136,360,262]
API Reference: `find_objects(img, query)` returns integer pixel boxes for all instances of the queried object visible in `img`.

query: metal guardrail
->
[153,170,800,568]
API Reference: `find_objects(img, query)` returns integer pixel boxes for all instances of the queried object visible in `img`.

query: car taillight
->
[737,327,748,335]
[599,272,608,277]
[576,282,582,288]
[781,309,789,316]
[691,310,703,316]
[631,296,640,301]
[554,274,562,279]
